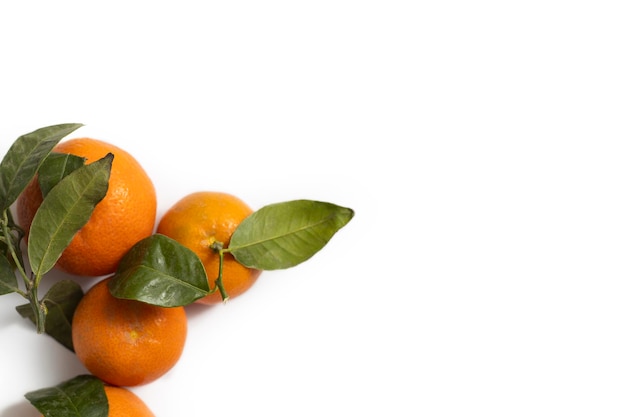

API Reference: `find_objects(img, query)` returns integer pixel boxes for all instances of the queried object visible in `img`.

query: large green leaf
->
[38,152,86,197]
[25,374,108,417]
[28,154,112,278]
[229,200,354,270]
[0,255,18,295]
[109,234,210,307]
[16,280,84,351]
[0,123,83,211]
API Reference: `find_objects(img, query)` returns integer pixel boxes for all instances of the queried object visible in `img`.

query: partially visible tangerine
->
[156,191,261,304]
[16,137,157,277]
[100,386,156,417]
[72,277,187,387]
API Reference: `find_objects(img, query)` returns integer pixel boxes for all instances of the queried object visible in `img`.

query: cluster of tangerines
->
[16,138,275,415]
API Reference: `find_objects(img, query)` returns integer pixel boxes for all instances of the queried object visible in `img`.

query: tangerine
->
[39,385,155,417]
[71,277,187,386]
[156,191,261,304]
[16,137,157,276]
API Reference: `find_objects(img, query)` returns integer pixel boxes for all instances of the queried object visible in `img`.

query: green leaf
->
[0,240,10,263]
[109,234,210,307]
[38,152,86,197]
[0,255,18,295]
[0,123,83,211]
[25,374,108,417]
[28,154,113,278]
[229,200,354,270]
[16,280,84,351]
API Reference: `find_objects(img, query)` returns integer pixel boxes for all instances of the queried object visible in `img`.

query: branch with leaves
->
[0,123,354,416]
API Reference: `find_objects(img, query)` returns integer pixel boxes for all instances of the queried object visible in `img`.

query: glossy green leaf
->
[28,154,113,278]
[25,374,108,417]
[0,123,83,211]
[16,280,84,351]
[0,255,18,295]
[109,234,210,307]
[229,200,354,270]
[38,152,86,197]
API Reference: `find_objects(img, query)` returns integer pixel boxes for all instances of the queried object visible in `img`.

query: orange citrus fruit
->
[72,277,187,386]
[156,191,261,304]
[39,385,155,417]
[16,137,157,276]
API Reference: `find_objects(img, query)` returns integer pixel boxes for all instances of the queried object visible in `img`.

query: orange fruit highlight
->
[16,138,157,276]
[157,191,261,304]
[39,385,155,417]
[72,277,187,387]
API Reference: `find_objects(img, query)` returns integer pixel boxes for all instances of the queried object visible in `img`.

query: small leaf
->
[38,152,86,197]
[109,234,210,307]
[0,123,83,211]
[0,255,18,295]
[0,240,10,263]
[1,210,26,271]
[28,154,113,278]
[25,374,108,417]
[16,280,84,351]
[229,200,354,270]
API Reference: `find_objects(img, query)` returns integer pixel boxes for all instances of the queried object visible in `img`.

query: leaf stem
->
[1,210,28,295]
[26,279,47,333]
[215,249,229,302]
[1,209,46,331]
[209,241,229,302]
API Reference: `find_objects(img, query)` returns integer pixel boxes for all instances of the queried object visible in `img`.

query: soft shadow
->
[0,399,39,417]
[184,302,216,321]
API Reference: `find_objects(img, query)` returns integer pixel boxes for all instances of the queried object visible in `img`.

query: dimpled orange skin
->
[16,137,157,277]
[156,191,261,304]
[71,278,187,387]
[39,386,155,417]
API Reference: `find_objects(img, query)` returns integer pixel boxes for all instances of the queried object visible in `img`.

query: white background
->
[1,1,626,416]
